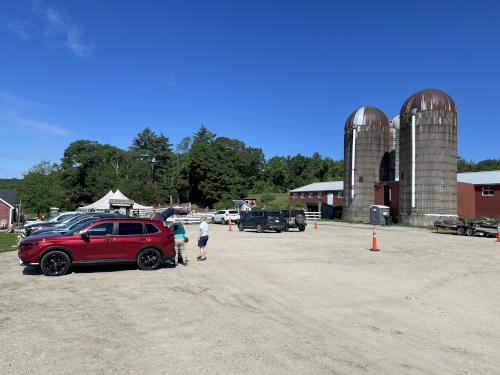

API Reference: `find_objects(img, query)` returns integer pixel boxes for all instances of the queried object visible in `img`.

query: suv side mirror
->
[80,232,90,241]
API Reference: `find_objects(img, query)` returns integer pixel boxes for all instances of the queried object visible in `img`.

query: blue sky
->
[0,0,499,178]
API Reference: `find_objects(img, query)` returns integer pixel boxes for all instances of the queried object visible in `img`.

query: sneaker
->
[200,257,207,261]
[196,255,202,260]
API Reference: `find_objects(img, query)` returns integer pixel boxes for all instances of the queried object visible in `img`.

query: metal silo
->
[398,89,457,226]
[343,107,391,222]
[389,115,400,181]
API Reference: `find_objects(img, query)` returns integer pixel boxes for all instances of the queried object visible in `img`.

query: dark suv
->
[281,209,307,232]
[18,218,175,276]
[238,211,285,233]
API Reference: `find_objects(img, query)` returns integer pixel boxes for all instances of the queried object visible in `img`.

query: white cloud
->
[0,90,38,109]
[31,0,94,59]
[6,19,30,40]
[0,112,73,137]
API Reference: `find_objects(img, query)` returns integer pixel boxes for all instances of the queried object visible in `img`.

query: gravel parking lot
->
[1,222,499,375]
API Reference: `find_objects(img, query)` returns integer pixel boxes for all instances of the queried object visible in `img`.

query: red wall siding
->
[474,185,500,218]
[0,200,11,227]
[289,191,344,206]
[457,182,475,218]
[374,181,399,221]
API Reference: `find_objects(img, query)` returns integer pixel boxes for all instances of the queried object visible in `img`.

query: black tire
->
[465,227,474,236]
[283,223,289,232]
[295,214,306,226]
[298,225,306,232]
[256,224,263,233]
[222,218,226,225]
[40,251,71,276]
[238,223,244,231]
[456,226,465,236]
[137,248,162,270]
[275,229,281,233]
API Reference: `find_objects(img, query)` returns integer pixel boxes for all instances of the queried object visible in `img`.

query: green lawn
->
[0,232,19,253]
[247,192,298,209]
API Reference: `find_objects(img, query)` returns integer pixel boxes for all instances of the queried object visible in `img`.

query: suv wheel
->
[256,224,263,233]
[211,218,215,224]
[298,225,306,232]
[40,251,71,276]
[137,248,162,270]
[238,222,244,231]
[221,218,226,225]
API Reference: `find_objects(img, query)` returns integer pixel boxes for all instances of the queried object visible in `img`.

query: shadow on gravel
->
[22,262,176,276]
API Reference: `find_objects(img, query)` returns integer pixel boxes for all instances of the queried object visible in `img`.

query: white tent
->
[78,190,153,211]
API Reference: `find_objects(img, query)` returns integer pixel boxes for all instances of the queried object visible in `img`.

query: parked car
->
[238,211,285,233]
[24,212,79,227]
[281,209,307,232]
[30,213,126,237]
[212,209,240,224]
[23,212,80,237]
[18,218,175,276]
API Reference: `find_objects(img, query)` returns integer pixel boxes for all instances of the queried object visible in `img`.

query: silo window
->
[359,176,363,183]
[482,186,494,196]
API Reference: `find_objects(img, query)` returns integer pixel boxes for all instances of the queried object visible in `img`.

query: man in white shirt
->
[197,217,209,261]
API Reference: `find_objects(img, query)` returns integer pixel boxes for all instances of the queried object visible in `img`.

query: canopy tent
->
[78,190,153,212]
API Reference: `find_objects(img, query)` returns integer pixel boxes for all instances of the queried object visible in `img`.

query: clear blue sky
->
[1,0,499,178]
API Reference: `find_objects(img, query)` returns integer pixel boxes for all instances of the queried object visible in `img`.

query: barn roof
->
[457,170,500,185]
[0,189,16,207]
[290,181,344,193]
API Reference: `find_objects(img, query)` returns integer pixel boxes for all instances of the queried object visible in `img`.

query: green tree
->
[19,161,63,216]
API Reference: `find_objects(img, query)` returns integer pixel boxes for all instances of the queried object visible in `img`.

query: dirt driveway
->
[1,222,499,375]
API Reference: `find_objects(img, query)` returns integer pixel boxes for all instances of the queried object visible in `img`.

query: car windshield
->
[67,217,95,230]
[64,220,96,236]
[64,215,87,226]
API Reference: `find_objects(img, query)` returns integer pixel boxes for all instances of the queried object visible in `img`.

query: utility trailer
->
[434,218,499,237]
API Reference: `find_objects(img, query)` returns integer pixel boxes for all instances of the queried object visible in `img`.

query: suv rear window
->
[145,223,159,234]
[118,222,144,235]
[229,210,238,214]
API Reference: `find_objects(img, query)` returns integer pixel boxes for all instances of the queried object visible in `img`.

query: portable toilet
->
[49,207,60,217]
[369,205,390,225]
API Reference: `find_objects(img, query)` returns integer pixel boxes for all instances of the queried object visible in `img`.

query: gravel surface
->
[1,222,499,375]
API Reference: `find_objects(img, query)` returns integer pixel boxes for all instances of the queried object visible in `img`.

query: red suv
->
[18,218,175,276]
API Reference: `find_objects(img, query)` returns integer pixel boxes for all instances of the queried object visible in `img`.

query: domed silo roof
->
[390,115,400,129]
[401,89,457,115]
[345,107,389,129]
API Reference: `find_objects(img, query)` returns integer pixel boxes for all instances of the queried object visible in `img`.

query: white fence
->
[304,211,321,221]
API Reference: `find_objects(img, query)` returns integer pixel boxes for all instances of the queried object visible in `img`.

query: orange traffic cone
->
[228,219,232,232]
[370,225,379,251]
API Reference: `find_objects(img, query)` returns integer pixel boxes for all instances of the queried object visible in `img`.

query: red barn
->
[457,171,500,218]
[0,189,16,228]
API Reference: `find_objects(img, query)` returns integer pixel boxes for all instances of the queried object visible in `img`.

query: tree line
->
[7,126,499,216]
[16,126,344,215]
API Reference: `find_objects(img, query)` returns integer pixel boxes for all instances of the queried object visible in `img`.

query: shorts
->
[198,235,209,247]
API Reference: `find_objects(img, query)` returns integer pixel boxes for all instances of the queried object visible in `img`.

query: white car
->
[212,210,240,224]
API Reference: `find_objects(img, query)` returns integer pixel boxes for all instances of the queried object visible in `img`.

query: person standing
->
[197,217,209,261]
[171,221,188,266]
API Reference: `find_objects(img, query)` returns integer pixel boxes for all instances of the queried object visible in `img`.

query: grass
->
[247,192,294,209]
[0,232,19,253]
